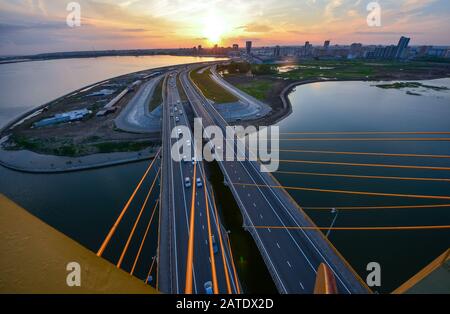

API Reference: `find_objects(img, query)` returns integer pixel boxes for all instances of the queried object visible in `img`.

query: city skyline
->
[0,0,449,56]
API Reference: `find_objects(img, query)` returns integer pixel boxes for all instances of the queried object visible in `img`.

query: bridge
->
[175,64,370,294]
[158,71,241,294]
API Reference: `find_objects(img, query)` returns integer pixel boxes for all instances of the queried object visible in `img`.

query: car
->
[204,281,213,295]
[186,140,191,146]
[175,117,180,122]
[196,178,203,187]
[179,111,183,115]
[211,235,218,254]
[192,157,196,165]
[184,177,191,188]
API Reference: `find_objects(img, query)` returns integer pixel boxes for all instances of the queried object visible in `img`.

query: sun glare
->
[202,13,226,45]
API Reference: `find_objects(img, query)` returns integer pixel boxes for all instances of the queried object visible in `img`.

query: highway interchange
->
[159,70,240,294]
[157,62,369,294]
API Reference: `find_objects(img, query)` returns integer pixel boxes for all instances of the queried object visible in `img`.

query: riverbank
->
[0,141,158,173]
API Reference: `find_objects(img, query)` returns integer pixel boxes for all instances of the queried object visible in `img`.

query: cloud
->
[238,23,273,33]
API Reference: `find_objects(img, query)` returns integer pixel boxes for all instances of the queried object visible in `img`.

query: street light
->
[326,208,339,238]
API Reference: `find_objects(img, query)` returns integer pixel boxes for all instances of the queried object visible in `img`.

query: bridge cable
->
[185,161,198,294]
[210,189,235,294]
[279,131,450,135]
[248,225,450,231]
[97,148,161,257]
[275,159,450,171]
[145,256,157,284]
[275,170,450,182]
[201,167,220,294]
[117,168,160,268]
[275,149,450,159]
[130,199,160,275]
[232,182,450,200]
[302,204,450,211]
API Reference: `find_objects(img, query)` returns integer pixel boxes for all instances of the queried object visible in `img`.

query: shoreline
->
[0,146,158,174]
[278,75,450,126]
[2,61,449,174]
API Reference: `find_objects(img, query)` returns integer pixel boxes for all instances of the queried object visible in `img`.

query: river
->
[275,78,450,293]
[1,56,449,292]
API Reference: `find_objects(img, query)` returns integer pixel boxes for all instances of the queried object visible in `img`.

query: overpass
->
[158,71,240,294]
[178,65,371,294]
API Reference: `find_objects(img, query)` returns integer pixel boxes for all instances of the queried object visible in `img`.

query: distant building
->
[304,41,312,57]
[274,45,281,57]
[246,41,252,54]
[232,44,239,51]
[427,47,449,58]
[395,36,410,59]
[34,109,91,128]
[324,40,330,49]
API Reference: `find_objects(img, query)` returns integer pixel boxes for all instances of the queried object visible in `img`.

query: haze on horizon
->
[0,0,449,56]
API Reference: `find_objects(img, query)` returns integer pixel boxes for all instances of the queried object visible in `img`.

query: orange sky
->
[0,0,449,55]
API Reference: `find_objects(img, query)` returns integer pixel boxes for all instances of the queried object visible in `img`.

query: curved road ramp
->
[115,76,164,134]
[0,194,157,294]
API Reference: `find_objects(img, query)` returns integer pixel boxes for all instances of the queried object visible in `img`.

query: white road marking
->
[299,281,305,290]
[276,243,280,249]
[287,261,292,268]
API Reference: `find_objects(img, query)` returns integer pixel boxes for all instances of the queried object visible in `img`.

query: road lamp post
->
[326,208,339,238]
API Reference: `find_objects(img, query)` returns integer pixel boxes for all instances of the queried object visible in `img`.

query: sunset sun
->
[202,13,227,45]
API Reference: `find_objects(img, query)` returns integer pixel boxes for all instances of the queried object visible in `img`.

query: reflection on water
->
[276,78,450,293]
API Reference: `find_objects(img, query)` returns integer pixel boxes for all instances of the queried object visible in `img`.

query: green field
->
[277,60,446,81]
[235,80,274,101]
[149,78,164,112]
[190,68,239,103]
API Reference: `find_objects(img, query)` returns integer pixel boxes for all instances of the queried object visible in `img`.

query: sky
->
[0,0,449,56]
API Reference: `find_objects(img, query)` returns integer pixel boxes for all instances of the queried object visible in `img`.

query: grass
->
[190,68,239,104]
[276,59,450,81]
[149,78,164,112]
[8,134,154,157]
[235,80,274,101]
[176,73,188,102]
[375,82,449,91]
[94,141,153,153]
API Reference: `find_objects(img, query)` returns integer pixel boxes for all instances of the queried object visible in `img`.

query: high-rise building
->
[324,40,330,49]
[232,44,239,51]
[395,36,410,59]
[246,41,252,54]
[304,41,312,56]
[274,45,281,57]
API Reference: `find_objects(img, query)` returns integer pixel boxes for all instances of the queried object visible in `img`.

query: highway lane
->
[162,71,240,294]
[180,66,370,294]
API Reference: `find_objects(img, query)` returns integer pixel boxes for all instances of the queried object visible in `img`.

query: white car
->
[196,178,203,187]
[184,177,191,188]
